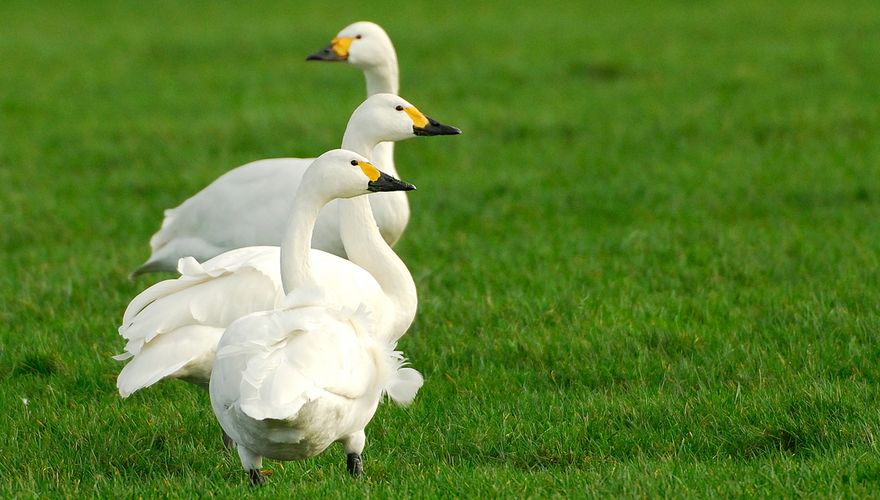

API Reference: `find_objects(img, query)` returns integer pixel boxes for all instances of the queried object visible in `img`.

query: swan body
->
[210,301,422,462]
[134,22,403,275]
[115,94,459,397]
[208,149,423,482]
[115,247,384,396]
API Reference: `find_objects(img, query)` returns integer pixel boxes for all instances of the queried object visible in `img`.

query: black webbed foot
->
[248,468,266,486]
[346,452,363,477]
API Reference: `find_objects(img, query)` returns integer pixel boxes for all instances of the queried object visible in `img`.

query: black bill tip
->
[414,115,462,136]
[306,45,346,62]
[368,171,417,192]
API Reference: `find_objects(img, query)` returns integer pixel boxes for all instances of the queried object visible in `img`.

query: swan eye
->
[350,160,358,166]
[355,35,362,39]
[395,105,404,111]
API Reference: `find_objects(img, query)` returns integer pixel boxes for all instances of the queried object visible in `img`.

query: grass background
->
[2,0,880,496]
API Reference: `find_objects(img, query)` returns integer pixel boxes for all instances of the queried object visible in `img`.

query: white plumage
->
[115,94,458,397]
[210,301,422,461]
[207,149,423,482]
[133,22,402,275]
[115,248,381,397]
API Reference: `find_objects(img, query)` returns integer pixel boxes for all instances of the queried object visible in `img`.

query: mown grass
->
[2,0,880,496]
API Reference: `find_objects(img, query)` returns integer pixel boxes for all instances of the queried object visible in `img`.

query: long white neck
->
[363,56,399,96]
[279,187,325,294]
[339,196,417,339]
[340,127,416,340]
[371,142,396,176]
[341,122,380,159]
[362,48,404,237]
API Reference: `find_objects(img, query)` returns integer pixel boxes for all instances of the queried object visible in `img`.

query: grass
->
[2,0,880,496]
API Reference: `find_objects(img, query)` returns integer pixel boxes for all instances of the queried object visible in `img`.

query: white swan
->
[115,94,456,398]
[210,149,423,484]
[134,22,409,275]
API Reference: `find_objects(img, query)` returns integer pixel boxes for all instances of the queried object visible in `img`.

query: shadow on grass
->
[12,352,67,376]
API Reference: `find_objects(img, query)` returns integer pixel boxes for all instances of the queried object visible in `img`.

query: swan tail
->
[129,207,183,277]
[386,366,424,406]
[345,306,423,406]
[129,257,174,278]
[132,205,231,276]
[148,207,179,254]
[129,243,221,277]
[372,337,424,406]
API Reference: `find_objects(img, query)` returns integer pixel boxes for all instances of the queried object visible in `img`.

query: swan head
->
[306,21,396,69]
[307,149,416,198]
[345,94,462,145]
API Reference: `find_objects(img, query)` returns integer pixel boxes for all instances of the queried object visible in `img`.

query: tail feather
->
[386,367,424,405]
[116,325,223,397]
[149,207,179,252]
[130,258,174,279]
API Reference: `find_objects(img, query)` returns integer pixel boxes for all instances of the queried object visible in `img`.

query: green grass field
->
[3,0,880,496]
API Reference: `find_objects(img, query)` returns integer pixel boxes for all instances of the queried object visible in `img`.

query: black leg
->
[248,468,266,486]
[346,452,363,477]
[222,430,235,450]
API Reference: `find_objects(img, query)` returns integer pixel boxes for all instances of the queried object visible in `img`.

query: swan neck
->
[364,58,399,96]
[280,188,324,294]
[338,196,416,338]
[340,127,396,175]
[371,142,397,176]
[341,128,379,158]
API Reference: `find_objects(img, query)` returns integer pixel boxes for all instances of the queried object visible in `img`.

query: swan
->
[307,21,399,95]
[134,22,408,275]
[210,149,423,484]
[115,94,456,398]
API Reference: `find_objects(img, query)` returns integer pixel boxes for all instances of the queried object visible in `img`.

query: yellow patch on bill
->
[358,161,381,181]
[331,37,354,58]
[404,106,429,129]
